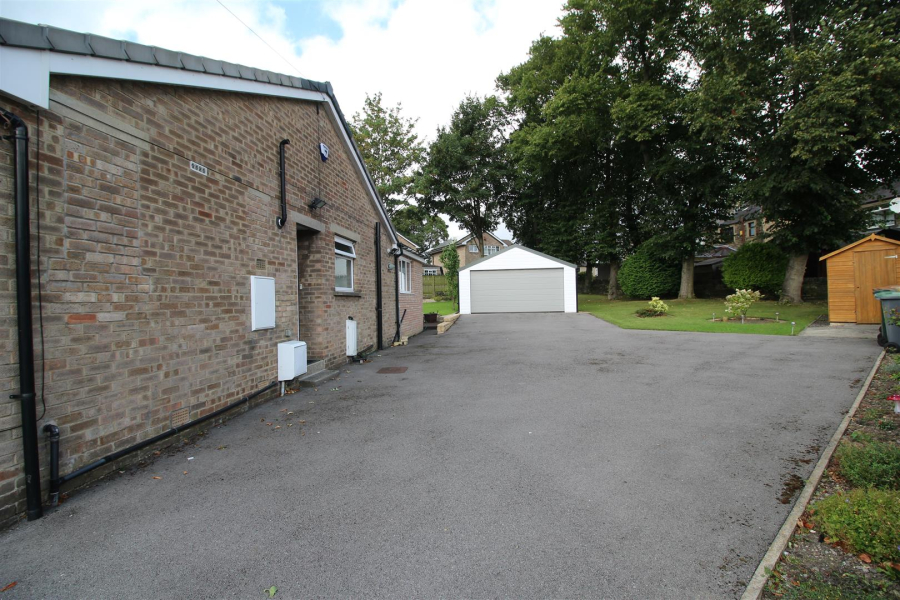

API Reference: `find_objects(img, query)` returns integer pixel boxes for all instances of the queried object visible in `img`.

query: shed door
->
[470,269,564,313]
[854,249,898,323]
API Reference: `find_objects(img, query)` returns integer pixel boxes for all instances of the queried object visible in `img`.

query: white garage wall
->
[459,246,577,314]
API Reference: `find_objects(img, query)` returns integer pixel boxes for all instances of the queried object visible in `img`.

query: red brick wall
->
[0,75,410,522]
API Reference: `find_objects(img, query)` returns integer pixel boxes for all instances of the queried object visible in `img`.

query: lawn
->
[579,295,826,335]
[423,300,458,316]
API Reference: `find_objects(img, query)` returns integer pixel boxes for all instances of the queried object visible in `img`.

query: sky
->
[0,0,566,242]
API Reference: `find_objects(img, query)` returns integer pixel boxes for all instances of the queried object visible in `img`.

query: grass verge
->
[579,296,825,335]
[423,301,458,316]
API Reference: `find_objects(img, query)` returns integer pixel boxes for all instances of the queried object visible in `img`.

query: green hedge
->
[619,245,680,299]
[722,242,788,297]
[835,440,900,490]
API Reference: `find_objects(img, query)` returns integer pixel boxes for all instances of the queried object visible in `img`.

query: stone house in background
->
[426,232,510,269]
[0,18,424,523]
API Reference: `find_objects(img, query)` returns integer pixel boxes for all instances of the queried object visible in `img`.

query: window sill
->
[334,291,362,298]
[400,291,413,295]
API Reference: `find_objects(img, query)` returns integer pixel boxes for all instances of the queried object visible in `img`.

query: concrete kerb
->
[740,349,886,600]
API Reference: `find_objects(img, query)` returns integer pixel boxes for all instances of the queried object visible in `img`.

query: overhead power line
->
[215,0,304,78]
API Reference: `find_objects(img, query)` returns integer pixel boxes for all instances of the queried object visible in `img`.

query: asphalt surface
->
[0,313,881,599]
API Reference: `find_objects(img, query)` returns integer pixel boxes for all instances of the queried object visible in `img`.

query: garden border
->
[740,348,885,600]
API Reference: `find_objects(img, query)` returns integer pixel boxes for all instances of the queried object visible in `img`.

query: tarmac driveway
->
[0,313,881,599]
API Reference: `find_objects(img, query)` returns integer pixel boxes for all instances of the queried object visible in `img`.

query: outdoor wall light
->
[309,197,327,210]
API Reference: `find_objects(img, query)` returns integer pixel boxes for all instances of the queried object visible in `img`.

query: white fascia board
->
[2,47,397,245]
[0,46,50,108]
[48,53,325,104]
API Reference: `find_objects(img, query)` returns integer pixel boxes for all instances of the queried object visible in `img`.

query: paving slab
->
[0,314,881,599]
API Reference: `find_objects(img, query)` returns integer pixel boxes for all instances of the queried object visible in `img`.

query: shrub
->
[636,297,669,318]
[811,488,900,563]
[724,289,762,318]
[835,441,900,490]
[722,242,788,297]
[618,245,679,299]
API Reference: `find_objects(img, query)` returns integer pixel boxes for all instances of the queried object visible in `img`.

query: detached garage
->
[459,245,577,314]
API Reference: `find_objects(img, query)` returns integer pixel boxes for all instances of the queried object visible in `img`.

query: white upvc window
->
[747,221,757,237]
[399,259,412,294]
[334,236,356,292]
[424,267,439,276]
[484,245,500,256]
[467,244,479,253]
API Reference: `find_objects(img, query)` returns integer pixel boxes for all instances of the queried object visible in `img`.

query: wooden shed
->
[820,234,900,323]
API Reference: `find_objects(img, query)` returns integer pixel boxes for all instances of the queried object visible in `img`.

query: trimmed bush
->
[722,242,788,297]
[811,488,900,563]
[835,440,900,490]
[619,246,679,299]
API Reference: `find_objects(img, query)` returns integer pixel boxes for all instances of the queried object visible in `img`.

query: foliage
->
[391,205,448,251]
[440,243,460,307]
[618,243,680,299]
[636,297,670,318]
[721,243,788,297]
[418,96,510,257]
[724,289,763,318]
[423,301,456,316]
[694,0,900,301]
[350,93,426,216]
[836,441,900,490]
[768,571,897,600]
[811,488,900,563]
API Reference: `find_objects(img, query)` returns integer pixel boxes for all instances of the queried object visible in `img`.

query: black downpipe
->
[375,223,383,350]
[46,381,277,499]
[43,424,59,506]
[276,139,290,228]
[4,111,43,521]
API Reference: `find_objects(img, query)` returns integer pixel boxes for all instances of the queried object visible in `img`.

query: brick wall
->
[0,75,409,522]
[399,260,424,339]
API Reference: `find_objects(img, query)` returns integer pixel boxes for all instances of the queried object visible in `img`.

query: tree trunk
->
[678,257,695,299]
[608,261,622,300]
[781,253,808,304]
[583,262,593,294]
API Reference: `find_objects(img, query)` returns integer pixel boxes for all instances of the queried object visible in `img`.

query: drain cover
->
[377,367,408,374]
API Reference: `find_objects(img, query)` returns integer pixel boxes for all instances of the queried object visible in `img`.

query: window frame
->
[334,236,356,292]
[467,244,479,253]
[484,245,500,256]
[747,221,757,237]
[399,258,412,294]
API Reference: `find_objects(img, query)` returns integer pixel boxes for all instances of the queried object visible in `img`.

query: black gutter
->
[44,381,277,505]
[375,222,383,350]
[276,139,290,228]
[3,111,43,521]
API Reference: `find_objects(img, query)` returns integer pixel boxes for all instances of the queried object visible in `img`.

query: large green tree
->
[391,204,448,251]
[499,0,735,299]
[350,92,426,216]
[695,0,900,302]
[418,95,510,257]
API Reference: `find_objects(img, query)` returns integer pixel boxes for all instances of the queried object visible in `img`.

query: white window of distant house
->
[484,245,500,256]
[468,244,479,253]
[334,236,355,291]
[747,221,757,237]
[399,259,412,293]
[424,267,439,276]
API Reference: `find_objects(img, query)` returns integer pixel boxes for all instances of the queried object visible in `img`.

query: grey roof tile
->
[238,64,256,80]
[0,20,52,48]
[124,42,157,64]
[220,61,242,78]
[46,26,92,54]
[180,53,205,72]
[260,70,281,84]
[87,34,128,59]
[202,57,225,75]
[152,47,182,68]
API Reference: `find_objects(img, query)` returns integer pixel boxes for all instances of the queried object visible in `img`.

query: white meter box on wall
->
[250,276,276,331]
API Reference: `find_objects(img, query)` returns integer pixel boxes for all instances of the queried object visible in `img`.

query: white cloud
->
[1,0,563,239]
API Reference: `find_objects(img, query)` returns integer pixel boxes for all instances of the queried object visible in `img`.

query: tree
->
[418,95,510,257]
[391,204,448,251]
[440,242,460,308]
[695,0,900,302]
[350,92,426,216]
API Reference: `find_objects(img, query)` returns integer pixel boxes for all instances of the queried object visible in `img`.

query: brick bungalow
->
[0,19,425,523]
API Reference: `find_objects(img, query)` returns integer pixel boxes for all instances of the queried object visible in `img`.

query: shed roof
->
[459,244,576,271]
[819,234,900,261]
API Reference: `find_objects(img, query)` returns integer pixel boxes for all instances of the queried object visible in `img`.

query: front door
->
[854,249,898,323]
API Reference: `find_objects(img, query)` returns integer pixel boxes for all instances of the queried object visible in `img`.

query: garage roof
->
[459,244,576,271]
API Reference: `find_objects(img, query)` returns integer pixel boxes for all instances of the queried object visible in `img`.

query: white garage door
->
[470,269,565,313]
